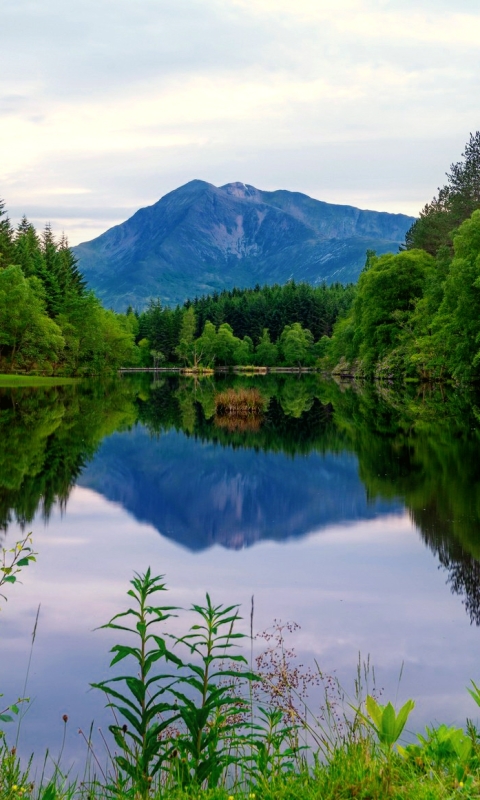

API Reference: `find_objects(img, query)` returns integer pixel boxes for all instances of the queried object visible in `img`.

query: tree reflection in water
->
[1,374,480,622]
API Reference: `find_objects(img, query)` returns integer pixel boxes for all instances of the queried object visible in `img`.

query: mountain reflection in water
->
[1,374,480,622]
[78,427,399,550]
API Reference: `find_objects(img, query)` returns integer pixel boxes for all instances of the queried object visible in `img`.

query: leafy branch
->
[0,533,37,607]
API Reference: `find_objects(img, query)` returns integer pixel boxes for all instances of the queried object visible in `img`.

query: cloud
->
[1,0,479,242]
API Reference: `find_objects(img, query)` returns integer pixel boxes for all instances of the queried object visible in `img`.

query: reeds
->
[214,388,267,418]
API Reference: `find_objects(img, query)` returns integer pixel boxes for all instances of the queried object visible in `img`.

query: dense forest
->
[0,206,137,374]
[135,282,355,369]
[322,132,480,382]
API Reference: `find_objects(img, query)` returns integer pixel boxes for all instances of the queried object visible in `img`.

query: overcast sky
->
[1,0,480,244]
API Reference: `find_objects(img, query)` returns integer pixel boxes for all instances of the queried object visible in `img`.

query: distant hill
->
[73,180,415,310]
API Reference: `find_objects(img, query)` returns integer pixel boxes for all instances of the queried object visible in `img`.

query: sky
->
[1,0,480,244]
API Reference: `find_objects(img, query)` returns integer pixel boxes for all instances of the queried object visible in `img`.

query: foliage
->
[279,322,314,367]
[322,134,480,381]
[358,696,415,752]
[0,203,137,376]
[136,282,355,369]
[0,534,36,607]
[406,131,480,255]
[7,559,480,797]
[92,571,256,795]
[325,212,480,382]
[399,722,478,787]
[91,570,181,797]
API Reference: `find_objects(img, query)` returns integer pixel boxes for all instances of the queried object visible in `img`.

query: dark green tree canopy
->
[406,131,480,255]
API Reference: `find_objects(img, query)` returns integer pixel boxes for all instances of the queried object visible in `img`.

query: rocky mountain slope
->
[73,180,415,310]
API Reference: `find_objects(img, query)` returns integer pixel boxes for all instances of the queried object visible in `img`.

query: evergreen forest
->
[0,206,137,374]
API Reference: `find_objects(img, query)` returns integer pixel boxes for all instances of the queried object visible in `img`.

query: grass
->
[214,388,267,417]
[0,375,79,387]
[3,567,480,800]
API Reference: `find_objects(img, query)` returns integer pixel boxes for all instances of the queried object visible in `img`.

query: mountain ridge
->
[73,180,415,310]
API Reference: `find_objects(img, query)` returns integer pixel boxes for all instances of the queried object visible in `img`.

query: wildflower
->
[12,786,18,792]
[228,796,234,800]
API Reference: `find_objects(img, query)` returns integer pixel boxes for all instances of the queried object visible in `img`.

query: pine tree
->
[406,132,480,254]
[0,199,14,269]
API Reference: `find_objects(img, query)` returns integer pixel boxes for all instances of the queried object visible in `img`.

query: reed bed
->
[214,388,267,418]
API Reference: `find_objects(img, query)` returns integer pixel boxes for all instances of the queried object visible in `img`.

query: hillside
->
[73,180,415,310]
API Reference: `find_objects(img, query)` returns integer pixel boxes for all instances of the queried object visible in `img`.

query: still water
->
[1,374,480,763]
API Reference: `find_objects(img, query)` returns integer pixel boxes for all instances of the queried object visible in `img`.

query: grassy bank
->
[2,744,478,800]
[0,374,79,387]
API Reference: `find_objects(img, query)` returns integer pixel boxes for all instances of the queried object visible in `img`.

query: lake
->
[1,374,480,765]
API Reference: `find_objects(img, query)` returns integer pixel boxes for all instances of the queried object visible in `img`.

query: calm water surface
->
[1,374,480,764]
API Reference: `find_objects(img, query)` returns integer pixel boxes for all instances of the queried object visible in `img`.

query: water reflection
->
[1,375,480,624]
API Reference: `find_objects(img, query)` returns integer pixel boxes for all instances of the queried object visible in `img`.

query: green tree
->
[430,210,480,380]
[0,200,14,269]
[255,329,278,366]
[279,322,314,367]
[352,250,434,373]
[175,307,197,365]
[0,266,65,371]
[406,131,480,255]
[195,321,218,366]
[233,335,254,365]
[215,323,241,365]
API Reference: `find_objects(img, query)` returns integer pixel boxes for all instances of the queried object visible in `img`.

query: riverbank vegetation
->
[0,202,355,374]
[3,567,480,799]
[131,132,480,382]
[0,206,137,375]
[322,132,480,382]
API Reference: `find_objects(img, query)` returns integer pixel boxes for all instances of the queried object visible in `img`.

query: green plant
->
[170,593,256,789]
[399,723,477,786]
[92,570,181,798]
[357,695,415,753]
[468,679,480,709]
[0,535,37,742]
[0,732,32,798]
[247,706,304,787]
[0,535,36,607]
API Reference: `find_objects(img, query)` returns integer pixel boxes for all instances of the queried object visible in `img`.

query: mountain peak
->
[219,182,260,201]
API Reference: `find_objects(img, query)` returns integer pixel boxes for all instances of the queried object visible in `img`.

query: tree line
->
[135,282,355,369]
[322,132,480,382]
[0,205,137,374]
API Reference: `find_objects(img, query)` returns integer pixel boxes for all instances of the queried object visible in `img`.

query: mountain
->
[73,180,415,310]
